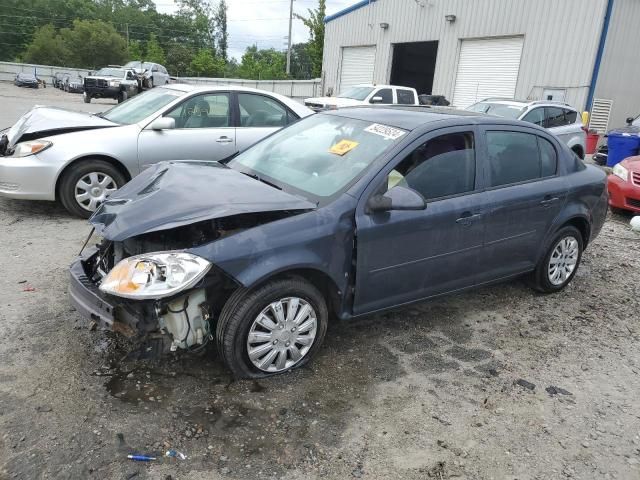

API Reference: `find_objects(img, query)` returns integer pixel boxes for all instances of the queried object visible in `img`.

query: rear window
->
[397,89,416,105]
[564,109,578,124]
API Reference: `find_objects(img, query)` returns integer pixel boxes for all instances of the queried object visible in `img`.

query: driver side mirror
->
[370,96,384,104]
[149,117,176,131]
[626,117,635,125]
[367,185,426,213]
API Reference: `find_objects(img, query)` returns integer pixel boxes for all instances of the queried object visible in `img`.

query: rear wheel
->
[58,159,126,218]
[83,92,91,103]
[216,278,328,379]
[531,226,583,293]
[117,90,127,103]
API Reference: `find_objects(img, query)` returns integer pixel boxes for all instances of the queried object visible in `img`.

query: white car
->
[304,84,419,111]
[0,84,313,217]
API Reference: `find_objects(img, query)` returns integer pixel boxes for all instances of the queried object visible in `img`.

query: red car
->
[608,156,640,213]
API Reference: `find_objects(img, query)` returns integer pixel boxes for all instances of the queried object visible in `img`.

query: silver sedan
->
[0,85,313,217]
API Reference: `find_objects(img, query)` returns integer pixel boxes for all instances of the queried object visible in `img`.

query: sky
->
[153,0,355,60]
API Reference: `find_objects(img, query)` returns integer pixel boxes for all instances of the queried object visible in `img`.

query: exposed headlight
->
[612,163,629,182]
[99,252,211,299]
[12,140,52,157]
[109,80,121,87]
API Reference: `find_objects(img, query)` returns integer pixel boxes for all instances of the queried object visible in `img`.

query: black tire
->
[83,93,91,104]
[147,78,153,89]
[531,226,583,293]
[58,159,127,219]
[117,90,127,103]
[216,277,328,379]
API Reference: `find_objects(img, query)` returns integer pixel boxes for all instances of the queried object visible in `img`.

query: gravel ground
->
[1,83,640,480]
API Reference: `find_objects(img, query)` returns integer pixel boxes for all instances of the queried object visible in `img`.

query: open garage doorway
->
[390,41,438,95]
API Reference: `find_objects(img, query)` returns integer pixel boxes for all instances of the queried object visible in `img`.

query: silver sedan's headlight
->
[12,140,52,157]
[99,252,211,299]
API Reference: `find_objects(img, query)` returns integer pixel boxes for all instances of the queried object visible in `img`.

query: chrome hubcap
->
[247,297,317,373]
[548,236,579,286]
[74,172,117,212]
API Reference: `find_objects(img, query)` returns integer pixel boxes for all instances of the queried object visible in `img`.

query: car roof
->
[475,98,578,111]
[323,105,490,130]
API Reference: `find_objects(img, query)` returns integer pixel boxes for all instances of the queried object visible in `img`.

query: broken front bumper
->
[68,250,149,337]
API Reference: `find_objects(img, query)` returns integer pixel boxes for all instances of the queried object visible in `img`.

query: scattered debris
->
[630,216,640,233]
[165,449,187,460]
[127,454,157,462]
[432,413,452,426]
[22,285,36,292]
[17,280,26,284]
[545,386,573,396]
[515,379,536,391]
[35,405,52,413]
[89,320,98,331]
[125,472,139,480]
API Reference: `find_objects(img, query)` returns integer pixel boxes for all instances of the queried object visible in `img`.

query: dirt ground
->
[1,83,640,480]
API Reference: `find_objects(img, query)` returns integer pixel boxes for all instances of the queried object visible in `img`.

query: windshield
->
[229,114,406,202]
[125,61,152,69]
[337,86,374,101]
[101,88,183,125]
[96,68,125,77]
[467,102,525,119]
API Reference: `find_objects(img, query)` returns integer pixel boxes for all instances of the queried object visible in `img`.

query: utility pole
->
[286,0,293,75]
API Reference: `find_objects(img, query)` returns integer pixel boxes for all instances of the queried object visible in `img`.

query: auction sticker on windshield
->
[364,123,406,140]
[329,139,359,156]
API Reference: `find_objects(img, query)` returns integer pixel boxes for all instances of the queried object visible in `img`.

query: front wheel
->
[117,90,127,103]
[58,159,127,218]
[216,278,328,379]
[83,92,91,103]
[531,226,583,293]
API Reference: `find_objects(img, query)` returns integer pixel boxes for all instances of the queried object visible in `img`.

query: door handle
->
[456,212,482,226]
[216,136,233,144]
[540,196,560,208]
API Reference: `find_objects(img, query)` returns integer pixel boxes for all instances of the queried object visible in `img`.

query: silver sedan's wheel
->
[74,172,117,212]
[547,236,579,286]
[247,297,318,373]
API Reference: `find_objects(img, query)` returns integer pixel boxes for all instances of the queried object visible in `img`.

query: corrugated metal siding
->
[592,0,640,128]
[322,0,608,111]
[339,46,377,90]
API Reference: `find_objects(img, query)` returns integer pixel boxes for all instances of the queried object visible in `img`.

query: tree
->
[290,42,312,79]
[145,33,166,64]
[60,20,128,68]
[189,48,225,77]
[213,0,228,62]
[165,43,194,76]
[22,25,69,66]
[237,46,287,80]
[128,40,144,61]
[294,0,325,78]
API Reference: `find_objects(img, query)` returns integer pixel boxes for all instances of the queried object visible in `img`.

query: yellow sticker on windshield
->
[329,139,359,156]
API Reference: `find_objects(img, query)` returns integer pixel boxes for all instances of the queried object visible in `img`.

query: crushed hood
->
[4,106,117,148]
[90,161,316,241]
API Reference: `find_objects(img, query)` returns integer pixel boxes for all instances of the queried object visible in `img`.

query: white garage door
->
[452,37,524,108]
[339,46,376,92]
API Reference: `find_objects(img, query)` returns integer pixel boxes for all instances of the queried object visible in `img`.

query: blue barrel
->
[607,131,640,167]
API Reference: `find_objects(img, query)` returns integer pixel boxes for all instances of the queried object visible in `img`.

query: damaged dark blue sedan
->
[69,106,608,378]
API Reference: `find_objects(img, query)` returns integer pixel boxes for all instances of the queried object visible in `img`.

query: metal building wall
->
[592,0,640,128]
[322,0,608,110]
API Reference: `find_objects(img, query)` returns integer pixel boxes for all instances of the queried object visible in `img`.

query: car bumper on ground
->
[607,174,640,213]
[0,153,58,200]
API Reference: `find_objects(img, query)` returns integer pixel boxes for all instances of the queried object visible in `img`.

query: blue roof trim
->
[324,0,373,23]
[586,0,614,111]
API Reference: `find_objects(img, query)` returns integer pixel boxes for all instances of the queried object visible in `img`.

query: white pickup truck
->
[304,84,419,111]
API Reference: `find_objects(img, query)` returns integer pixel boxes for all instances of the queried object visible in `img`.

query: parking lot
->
[1,81,639,480]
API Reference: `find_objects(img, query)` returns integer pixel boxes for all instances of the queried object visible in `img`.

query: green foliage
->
[59,20,128,68]
[237,46,287,80]
[145,33,166,65]
[289,43,313,80]
[128,41,144,61]
[294,0,326,78]
[22,25,69,66]
[214,0,228,62]
[165,43,193,77]
[189,48,225,77]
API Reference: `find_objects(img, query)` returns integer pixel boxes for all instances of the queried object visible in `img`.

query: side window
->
[486,131,540,187]
[238,93,288,127]
[371,88,393,104]
[522,108,545,126]
[165,93,230,128]
[396,89,416,105]
[388,132,475,200]
[538,137,557,177]
[564,109,578,124]
[545,107,566,128]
